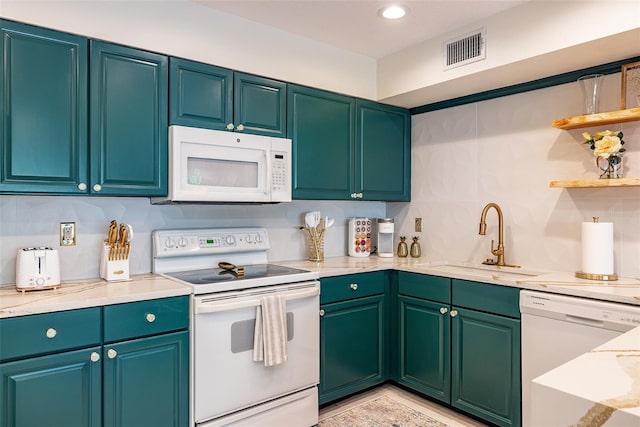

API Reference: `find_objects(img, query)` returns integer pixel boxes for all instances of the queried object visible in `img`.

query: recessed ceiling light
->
[379,5,408,20]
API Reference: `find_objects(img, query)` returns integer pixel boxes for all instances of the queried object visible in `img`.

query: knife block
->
[100,242,130,282]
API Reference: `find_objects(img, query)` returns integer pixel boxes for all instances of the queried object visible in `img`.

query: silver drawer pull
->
[146,313,156,323]
[46,328,57,339]
[90,352,100,362]
[350,283,358,290]
[319,309,325,317]
[439,307,448,315]
[107,349,118,359]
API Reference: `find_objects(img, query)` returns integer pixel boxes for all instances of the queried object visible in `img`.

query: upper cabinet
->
[169,58,287,137]
[0,20,89,194]
[90,41,168,196]
[289,85,411,201]
[356,99,411,201]
[0,20,168,196]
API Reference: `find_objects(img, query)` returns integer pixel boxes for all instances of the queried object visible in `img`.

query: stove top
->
[152,227,319,294]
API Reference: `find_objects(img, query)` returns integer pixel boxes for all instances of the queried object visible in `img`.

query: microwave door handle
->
[265,151,271,195]
[195,287,319,314]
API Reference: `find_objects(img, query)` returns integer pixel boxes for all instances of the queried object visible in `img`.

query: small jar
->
[410,236,421,258]
[397,236,408,258]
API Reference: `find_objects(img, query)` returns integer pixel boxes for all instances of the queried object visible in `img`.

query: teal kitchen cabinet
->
[451,279,521,427]
[0,20,89,194]
[90,41,168,196]
[396,273,451,402]
[0,308,103,427]
[170,57,287,137]
[319,272,386,405]
[0,296,189,427]
[396,273,521,427]
[355,99,410,201]
[288,85,410,201]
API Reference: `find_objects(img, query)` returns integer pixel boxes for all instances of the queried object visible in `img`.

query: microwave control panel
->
[271,151,288,193]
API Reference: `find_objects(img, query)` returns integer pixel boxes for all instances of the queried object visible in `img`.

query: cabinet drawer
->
[0,308,102,361]
[452,279,520,318]
[321,271,385,304]
[398,272,450,303]
[104,296,189,343]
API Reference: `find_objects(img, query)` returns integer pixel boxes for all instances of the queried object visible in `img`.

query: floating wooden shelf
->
[552,108,640,130]
[549,178,640,188]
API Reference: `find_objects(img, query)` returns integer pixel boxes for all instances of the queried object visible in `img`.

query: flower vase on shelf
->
[597,154,623,179]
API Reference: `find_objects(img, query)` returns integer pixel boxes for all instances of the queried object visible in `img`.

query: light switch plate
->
[60,222,76,246]
[415,218,423,232]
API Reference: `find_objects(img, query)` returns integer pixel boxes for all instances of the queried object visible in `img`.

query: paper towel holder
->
[575,216,618,281]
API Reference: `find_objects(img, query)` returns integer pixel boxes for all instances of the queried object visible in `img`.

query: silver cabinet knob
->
[107,349,118,359]
[78,183,87,191]
[350,283,358,290]
[439,307,448,315]
[90,352,100,362]
[450,310,458,317]
[46,328,57,339]
[350,193,356,198]
[226,123,235,130]
[319,309,325,317]
[145,313,156,323]
[356,193,363,198]
[236,124,245,131]
[93,184,102,192]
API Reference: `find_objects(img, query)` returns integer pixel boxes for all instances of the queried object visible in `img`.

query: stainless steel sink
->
[426,263,542,283]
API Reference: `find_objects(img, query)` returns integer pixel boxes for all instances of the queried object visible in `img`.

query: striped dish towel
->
[253,294,288,366]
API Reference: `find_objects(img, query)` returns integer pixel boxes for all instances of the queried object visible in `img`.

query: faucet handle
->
[490,239,504,256]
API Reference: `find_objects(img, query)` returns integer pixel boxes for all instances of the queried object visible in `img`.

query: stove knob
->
[178,237,188,247]
[225,236,236,245]
[255,233,264,243]
[165,238,176,248]
[246,234,253,243]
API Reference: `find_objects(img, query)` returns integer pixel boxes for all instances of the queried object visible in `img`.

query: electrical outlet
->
[415,218,423,232]
[60,222,76,246]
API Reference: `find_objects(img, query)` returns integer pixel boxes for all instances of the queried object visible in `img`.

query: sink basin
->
[427,263,542,283]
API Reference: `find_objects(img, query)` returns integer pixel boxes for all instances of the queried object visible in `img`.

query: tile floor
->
[319,384,488,427]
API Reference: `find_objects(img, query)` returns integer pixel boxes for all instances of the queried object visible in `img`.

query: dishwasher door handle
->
[564,314,605,327]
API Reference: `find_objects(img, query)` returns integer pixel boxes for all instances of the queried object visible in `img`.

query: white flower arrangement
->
[582,130,625,158]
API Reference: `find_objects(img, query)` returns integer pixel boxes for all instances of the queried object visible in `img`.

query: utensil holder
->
[100,242,131,282]
[303,227,325,262]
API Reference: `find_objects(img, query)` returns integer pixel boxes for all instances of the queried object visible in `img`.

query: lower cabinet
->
[0,296,189,427]
[319,272,386,405]
[397,272,521,427]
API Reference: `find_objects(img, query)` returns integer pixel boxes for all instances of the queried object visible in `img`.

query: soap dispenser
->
[410,236,421,258]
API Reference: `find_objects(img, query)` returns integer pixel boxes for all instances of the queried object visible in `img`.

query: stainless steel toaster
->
[16,247,61,291]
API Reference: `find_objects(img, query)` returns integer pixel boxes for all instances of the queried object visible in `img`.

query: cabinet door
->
[0,347,102,427]
[90,41,168,196]
[320,294,385,404]
[397,295,450,402]
[288,85,354,200]
[355,99,410,201]
[451,308,521,427]
[169,57,233,131]
[0,20,88,194]
[103,331,189,427]
[234,72,287,137]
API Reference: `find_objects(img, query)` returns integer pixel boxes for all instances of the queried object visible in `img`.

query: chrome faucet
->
[478,202,519,268]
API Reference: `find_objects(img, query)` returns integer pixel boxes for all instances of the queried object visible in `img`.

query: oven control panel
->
[152,228,269,257]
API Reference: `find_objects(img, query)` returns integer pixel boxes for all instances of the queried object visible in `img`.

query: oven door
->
[171,126,272,202]
[192,281,320,425]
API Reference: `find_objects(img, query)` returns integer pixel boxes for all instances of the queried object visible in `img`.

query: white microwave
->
[152,126,291,204]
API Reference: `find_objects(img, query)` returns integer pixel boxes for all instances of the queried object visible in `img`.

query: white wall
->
[0,197,385,284]
[0,0,377,99]
[387,73,640,278]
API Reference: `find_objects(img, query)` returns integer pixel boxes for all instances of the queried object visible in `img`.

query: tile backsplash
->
[388,73,640,278]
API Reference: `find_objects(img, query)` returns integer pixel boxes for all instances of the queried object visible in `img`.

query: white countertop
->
[0,274,191,319]
[277,256,640,306]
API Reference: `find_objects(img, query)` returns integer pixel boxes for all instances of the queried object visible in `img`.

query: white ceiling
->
[193,0,527,59]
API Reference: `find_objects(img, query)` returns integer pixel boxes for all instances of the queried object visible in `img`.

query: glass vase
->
[578,74,604,115]
[596,154,623,179]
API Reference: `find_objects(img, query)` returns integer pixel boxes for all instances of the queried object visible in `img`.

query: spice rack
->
[550,108,640,188]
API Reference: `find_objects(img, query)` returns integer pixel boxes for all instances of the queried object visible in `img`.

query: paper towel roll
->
[581,221,614,275]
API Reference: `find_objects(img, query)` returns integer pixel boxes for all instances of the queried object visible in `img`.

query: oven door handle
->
[195,287,319,314]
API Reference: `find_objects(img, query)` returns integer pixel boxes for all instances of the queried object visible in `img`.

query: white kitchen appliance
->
[376,218,394,258]
[152,227,319,427]
[520,290,640,426]
[15,247,61,292]
[348,217,372,257]
[153,125,292,204]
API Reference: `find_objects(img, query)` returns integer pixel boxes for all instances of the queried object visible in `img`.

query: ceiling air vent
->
[444,28,486,70]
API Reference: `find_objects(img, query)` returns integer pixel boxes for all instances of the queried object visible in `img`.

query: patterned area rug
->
[319,395,450,427]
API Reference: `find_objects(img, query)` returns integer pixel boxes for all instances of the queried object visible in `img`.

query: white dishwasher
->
[520,290,640,427]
